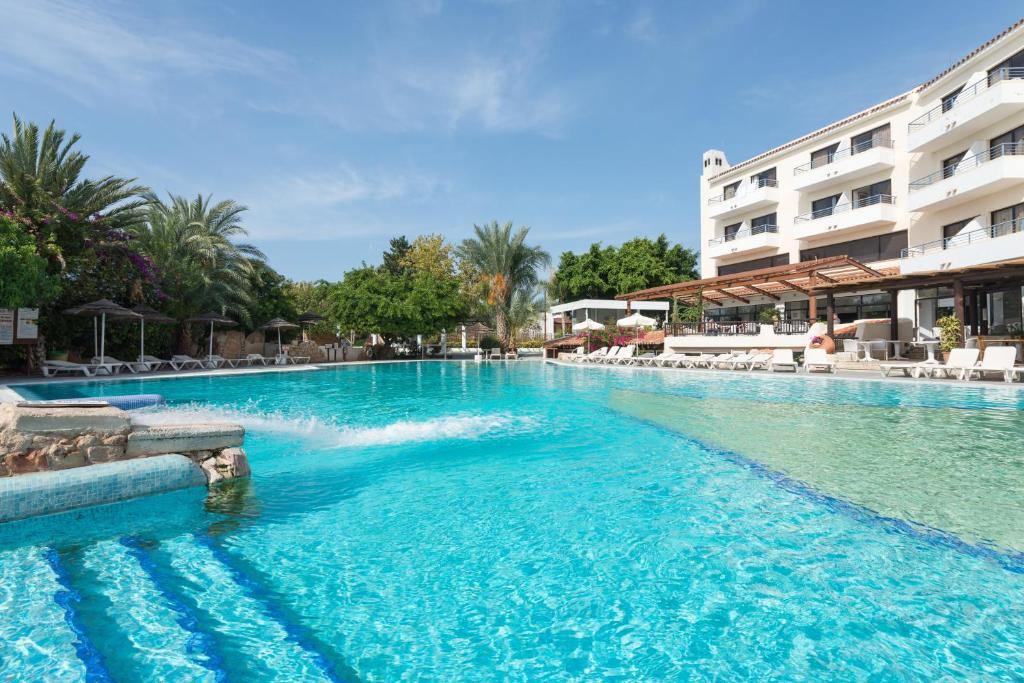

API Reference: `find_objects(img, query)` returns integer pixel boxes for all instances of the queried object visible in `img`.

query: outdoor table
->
[879,340,906,360]
[910,340,941,364]
[855,340,889,362]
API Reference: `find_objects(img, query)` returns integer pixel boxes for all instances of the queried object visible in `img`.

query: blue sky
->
[3,0,1023,281]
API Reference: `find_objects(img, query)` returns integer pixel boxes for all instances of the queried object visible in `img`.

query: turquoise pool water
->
[5,362,1024,680]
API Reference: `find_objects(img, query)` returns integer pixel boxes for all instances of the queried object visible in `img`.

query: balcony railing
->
[909,142,1024,190]
[707,224,778,247]
[664,320,813,336]
[708,177,778,204]
[792,137,893,174]
[901,218,1024,258]
[794,193,895,222]
[908,67,1024,131]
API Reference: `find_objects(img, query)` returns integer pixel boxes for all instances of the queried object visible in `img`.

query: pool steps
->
[1,535,354,682]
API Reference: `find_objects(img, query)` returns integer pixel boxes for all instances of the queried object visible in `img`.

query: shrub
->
[936,315,963,352]
[479,334,501,350]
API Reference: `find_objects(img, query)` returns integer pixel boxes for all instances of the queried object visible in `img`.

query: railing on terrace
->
[707,177,778,204]
[665,320,814,336]
[794,193,895,222]
[909,142,1024,190]
[707,224,778,247]
[792,137,893,174]
[901,218,1024,258]
[908,67,1024,131]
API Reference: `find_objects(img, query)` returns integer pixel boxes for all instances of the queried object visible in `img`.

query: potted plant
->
[757,307,779,335]
[936,315,963,363]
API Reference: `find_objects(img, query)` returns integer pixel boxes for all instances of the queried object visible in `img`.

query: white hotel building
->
[684,19,1024,339]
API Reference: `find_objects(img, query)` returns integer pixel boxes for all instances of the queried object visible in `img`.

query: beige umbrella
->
[64,299,141,361]
[260,317,300,354]
[188,312,237,359]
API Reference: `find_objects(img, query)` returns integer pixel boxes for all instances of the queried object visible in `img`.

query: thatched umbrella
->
[297,311,324,341]
[63,299,141,362]
[188,312,237,359]
[260,317,300,354]
[131,304,175,362]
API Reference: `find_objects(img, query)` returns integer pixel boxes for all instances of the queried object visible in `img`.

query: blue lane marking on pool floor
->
[44,548,114,683]
[194,533,358,683]
[119,536,228,681]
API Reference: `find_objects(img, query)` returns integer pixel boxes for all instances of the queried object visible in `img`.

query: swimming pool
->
[5,361,1024,680]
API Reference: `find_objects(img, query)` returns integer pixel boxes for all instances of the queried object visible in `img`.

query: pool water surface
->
[4,361,1024,680]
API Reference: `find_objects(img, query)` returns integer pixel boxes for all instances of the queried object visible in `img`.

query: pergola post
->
[807,271,817,322]
[889,290,899,341]
[826,293,835,337]
[953,279,965,338]
[972,290,983,335]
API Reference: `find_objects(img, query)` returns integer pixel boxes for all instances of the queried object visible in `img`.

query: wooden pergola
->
[618,256,895,332]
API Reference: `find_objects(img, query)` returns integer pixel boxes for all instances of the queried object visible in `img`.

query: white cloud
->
[0,0,287,100]
[626,11,659,45]
[281,166,444,206]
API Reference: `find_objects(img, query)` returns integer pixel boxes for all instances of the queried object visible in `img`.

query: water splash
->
[131,403,534,448]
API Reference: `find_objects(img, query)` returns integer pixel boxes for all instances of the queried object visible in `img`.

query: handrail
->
[664,319,814,336]
[794,194,895,222]
[792,137,893,174]
[707,224,778,247]
[908,142,1024,190]
[908,67,1024,131]
[901,218,1024,258]
[708,177,778,204]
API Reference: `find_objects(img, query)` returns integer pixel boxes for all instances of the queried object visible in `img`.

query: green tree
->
[455,221,549,352]
[552,234,698,301]
[0,216,59,308]
[129,192,265,349]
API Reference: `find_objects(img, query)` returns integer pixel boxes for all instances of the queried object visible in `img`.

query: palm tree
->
[456,221,549,351]
[0,114,148,270]
[129,192,265,349]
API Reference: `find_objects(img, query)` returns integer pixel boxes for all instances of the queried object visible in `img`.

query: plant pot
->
[942,350,951,363]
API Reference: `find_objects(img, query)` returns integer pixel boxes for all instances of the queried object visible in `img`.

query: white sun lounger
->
[286,355,310,364]
[246,353,271,366]
[170,355,206,371]
[611,345,637,365]
[41,360,96,377]
[578,347,608,363]
[962,346,1018,382]
[567,346,586,361]
[640,351,675,366]
[720,353,757,370]
[744,352,774,371]
[767,349,798,372]
[803,348,836,373]
[89,356,132,374]
[901,348,979,379]
[596,347,622,364]
[697,353,736,369]
[139,355,171,371]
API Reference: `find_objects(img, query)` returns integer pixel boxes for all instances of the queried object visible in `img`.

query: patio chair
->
[962,346,1018,382]
[223,356,252,368]
[506,349,519,360]
[139,355,171,371]
[89,356,132,374]
[719,353,755,370]
[744,352,774,371]
[286,354,311,364]
[678,353,715,368]
[579,347,608,363]
[884,348,978,379]
[803,348,836,373]
[170,355,206,371]
[697,353,736,369]
[41,360,96,377]
[568,346,586,362]
[611,345,637,365]
[642,351,675,367]
[767,349,798,372]
[246,353,272,366]
[596,346,622,364]
[488,348,502,361]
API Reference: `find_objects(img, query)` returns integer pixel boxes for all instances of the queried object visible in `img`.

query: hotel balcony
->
[791,138,895,192]
[907,142,1024,212]
[792,194,897,241]
[706,179,779,220]
[900,219,1024,274]
[705,224,781,259]
[907,68,1024,153]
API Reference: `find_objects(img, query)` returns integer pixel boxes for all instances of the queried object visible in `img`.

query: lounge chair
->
[720,353,757,370]
[696,353,736,369]
[640,351,675,367]
[596,346,622,364]
[139,355,171,371]
[488,348,502,361]
[286,354,310,365]
[803,348,836,373]
[170,355,206,371]
[578,347,608,364]
[222,356,252,368]
[962,346,1018,382]
[89,356,131,374]
[246,353,271,366]
[611,345,637,365]
[744,352,774,371]
[41,360,95,377]
[886,348,978,379]
[677,353,714,368]
[766,349,798,372]
[567,346,586,362]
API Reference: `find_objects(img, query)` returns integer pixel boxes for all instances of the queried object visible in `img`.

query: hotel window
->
[850,124,890,153]
[750,213,776,231]
[810,143,840,169]
[717,254,789,276]
[750,167,776,188]
[942,217,976,244]
[811,194,840,219]
[784,294,891,324]
[851,179,891,208]
[989,123,1024,158]
[991,202,1024,233]
[941,85,964,112]
[799,230,908,263]
[988,48,1024,85]
[942,151,967,179]
[722,181,740,199]
[724,223,742,241]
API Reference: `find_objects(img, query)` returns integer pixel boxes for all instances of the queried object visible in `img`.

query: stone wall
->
[0,404,249,487]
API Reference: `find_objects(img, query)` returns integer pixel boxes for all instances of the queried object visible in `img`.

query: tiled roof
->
[917,18,1024,92]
